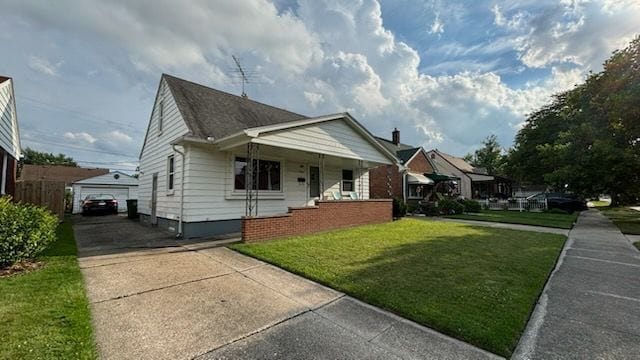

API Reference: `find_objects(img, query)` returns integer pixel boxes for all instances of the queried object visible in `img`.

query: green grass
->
[0,222,96,359]
[601,207,640,235]
[231,219,565,357]
[589,200,611,207]
[444,210,578,229]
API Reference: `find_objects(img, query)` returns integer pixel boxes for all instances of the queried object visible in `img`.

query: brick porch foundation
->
[241,199,393,242]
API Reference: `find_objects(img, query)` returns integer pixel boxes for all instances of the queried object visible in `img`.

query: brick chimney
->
[392,128,400,145]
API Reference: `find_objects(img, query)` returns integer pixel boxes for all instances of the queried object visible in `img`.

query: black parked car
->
[527,192,588,213]
[82,194,118,215]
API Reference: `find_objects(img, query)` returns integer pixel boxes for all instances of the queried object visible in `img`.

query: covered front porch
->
[211,114,398,218]
[222,141,385,216]
[208,113,399,242]
[470,175,513,199]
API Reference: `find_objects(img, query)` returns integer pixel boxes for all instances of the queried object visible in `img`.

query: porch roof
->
[467,173,495,182]
[407,172,434,185]
[176,113,400,166]
[426,173,460,182]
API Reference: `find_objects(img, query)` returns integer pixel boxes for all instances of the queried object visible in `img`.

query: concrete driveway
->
[74,215,498,360]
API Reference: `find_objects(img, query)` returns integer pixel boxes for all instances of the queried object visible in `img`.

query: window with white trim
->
[234,157,281,191]
[167,155,175,191]
[342,169,354,192]
[408,184,425,199]
[158,100,164,133]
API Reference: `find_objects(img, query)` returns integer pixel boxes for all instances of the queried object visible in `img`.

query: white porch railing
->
[479,198,547,212]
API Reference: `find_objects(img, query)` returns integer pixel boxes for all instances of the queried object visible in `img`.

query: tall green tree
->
[507,36,640,204]
[21,148,77,167]
[465,135,505,175]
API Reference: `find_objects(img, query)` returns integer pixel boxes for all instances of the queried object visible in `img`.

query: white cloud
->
[303,91,324,108]
[64,131,96,143]
[107,130,133,143]
[493,1,640,70]
[27,55,61,76]
[5,0,639,158]
[429,14,444,34]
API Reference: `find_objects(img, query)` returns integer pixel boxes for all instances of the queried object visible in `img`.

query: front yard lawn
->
[601,207,640,235]
[231,218,565,357]
[0,222,96,359]
[444,210,578,229]
[588,200,611,207]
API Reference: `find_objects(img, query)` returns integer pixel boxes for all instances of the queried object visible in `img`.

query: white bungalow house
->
[0,76,21,196]
[138,74,399,238]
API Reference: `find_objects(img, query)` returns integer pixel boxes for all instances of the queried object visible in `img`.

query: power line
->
[20,96,144,134]
[75,160,139,165]
[22,138,139,158]
[21,128,141,159]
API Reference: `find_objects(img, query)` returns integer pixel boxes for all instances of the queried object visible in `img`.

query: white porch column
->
[318,154,325,200]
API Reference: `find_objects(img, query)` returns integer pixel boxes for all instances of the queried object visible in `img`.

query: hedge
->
[0,197,58,267]
[460,199,482,213]
[393,197,408,217]
[439,199,465,215]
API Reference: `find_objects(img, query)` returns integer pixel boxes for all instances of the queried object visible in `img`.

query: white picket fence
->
[479,198,547,212]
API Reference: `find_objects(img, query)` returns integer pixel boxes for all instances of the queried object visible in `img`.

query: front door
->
[309,166,320,199]
[151,173,158,225]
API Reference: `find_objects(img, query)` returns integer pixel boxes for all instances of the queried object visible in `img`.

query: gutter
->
[172,144,186,238]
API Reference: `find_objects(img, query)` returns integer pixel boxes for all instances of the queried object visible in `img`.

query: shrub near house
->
[0,197,57,267]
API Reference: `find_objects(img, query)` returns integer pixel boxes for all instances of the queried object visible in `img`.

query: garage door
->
[79,187,130,213]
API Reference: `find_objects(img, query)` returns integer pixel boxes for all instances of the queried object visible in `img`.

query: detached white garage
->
[72,171,139,214]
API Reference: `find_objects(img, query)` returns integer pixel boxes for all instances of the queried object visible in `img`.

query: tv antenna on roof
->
[232,55,249,98]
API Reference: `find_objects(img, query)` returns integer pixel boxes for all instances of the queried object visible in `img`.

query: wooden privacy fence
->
[14,180,65,220]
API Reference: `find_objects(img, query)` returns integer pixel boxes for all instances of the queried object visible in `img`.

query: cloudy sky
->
[1,0,638,172]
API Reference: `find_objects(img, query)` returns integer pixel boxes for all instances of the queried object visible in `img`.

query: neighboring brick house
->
[369,129,436,204]
[20,164,109,187]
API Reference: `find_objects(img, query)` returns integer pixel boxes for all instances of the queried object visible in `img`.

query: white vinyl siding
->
[137,78,189,220]
[0,79,21,160]
[253,120,391,164]
[181,145,371,222]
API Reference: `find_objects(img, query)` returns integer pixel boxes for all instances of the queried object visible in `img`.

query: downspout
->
[172,145,185,238]
[402,169,407,203]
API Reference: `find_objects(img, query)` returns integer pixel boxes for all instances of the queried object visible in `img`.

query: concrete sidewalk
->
[75,216,499,360]
[513,210,640,359]
[414,216,570,235]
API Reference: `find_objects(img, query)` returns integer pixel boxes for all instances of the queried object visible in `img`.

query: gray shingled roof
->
[374,136,415,154]
[396,147,421,163]
[163,74,308,140]
[436,150,489,175]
